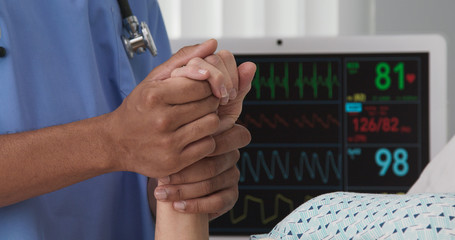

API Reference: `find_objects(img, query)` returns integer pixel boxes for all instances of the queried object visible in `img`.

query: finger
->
[217,50,239,100]
[237,61,256,97]
[159,77,212,104]
[170,65,209,80]
[147,39,218,81]
[204,54,232,105]
[211,62,257,134]
[172,184,239,218]
[173,113,220,150]
[161,135,216,177]
[156,166,239,202]
[177,136,216,171]
[186,57,227,100]
[159,150,240,185]
[209,124,251,157]
[167,96,219,129]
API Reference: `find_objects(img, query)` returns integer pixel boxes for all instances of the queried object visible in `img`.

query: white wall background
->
[158,0,455,138]
[158,0,375,38]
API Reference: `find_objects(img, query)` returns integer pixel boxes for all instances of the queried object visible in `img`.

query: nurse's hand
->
[152,124,250,220]
[105,41,220,178]
[107,38,248,178]
[107,75,221,178]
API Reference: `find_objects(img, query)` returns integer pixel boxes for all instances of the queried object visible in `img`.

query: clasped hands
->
[106,39,256,220]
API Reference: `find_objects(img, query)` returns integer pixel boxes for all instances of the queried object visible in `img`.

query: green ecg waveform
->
[252,62,339,100]
[229,194,294,225]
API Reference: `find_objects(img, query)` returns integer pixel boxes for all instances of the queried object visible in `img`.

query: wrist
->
[87,113,123,173]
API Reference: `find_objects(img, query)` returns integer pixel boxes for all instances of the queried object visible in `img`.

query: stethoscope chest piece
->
[117,0,157,58]
[121,16,157,59]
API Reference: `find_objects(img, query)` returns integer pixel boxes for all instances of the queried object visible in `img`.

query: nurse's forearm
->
[0,114,117,207]
[155,181,209,240]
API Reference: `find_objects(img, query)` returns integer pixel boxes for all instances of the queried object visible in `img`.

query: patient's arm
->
[155,181,209,240]
[154,59,255,240]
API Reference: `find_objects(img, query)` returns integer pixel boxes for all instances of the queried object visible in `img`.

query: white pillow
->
[408,135,455,193]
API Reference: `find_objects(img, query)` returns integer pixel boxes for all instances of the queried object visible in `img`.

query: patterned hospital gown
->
[251,192,455,239]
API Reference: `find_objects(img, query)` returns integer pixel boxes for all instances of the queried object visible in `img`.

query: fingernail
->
[220,84,228,99]
[198,69,208,75]
[229,88,237,100]
[155,188,168,200]
[221,96,229,105]
[174,201,186,211]
[159,176,170,184]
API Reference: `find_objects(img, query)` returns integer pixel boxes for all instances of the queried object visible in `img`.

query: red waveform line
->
[293,113,340,129]
[239,113,339,129]
[239,113,290,129]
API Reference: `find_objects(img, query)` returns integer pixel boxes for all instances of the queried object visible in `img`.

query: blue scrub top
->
[0,0,172,239]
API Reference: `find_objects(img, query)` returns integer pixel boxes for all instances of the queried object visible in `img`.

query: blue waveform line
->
[239,150,342,184]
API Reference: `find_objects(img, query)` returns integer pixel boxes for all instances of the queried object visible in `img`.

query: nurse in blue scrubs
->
[0,1,255,239]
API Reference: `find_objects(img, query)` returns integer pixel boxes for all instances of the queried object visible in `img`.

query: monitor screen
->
[170,35,447,239]
[210,52,429,235]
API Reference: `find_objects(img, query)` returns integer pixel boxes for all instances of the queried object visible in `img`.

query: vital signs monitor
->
[171,35,447,239]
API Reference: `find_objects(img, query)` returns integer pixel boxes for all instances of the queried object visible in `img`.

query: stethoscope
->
[117,0,157,58]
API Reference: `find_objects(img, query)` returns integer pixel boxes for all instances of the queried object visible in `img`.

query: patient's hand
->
[170,51,255,135]
[153,52,256,240]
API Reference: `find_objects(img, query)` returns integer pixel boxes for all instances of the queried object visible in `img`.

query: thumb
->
[237,61,256,98]
[148,39,218,81]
